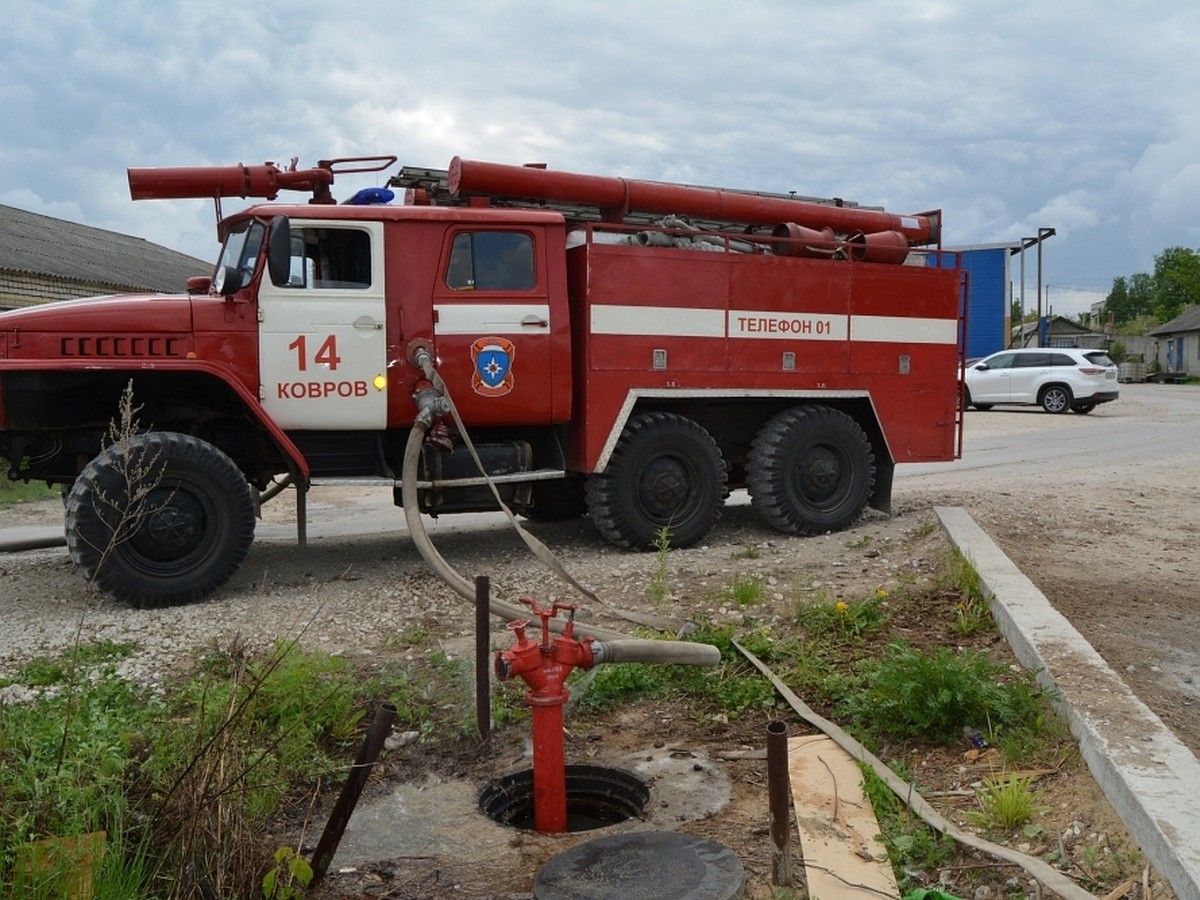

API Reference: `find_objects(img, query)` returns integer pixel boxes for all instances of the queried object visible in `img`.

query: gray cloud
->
[3,0,1199,316]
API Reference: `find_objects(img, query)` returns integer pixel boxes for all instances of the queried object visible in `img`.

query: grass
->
[0,635,478,898]
[967,774,1050,833]
[0,527,1079,897]
[0,478,57,505]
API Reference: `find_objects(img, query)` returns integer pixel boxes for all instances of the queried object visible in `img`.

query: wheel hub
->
[641,459,688,515]
[131,489,205,560]
[797,448,841,501]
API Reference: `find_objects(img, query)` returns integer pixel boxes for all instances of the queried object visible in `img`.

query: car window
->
[1047,353,1076,367]
[981,353,1016,370]
[1084,352,1115,367]
[1016,353,1052,368]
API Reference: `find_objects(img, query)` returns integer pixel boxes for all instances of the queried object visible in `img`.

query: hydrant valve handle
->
[506,618,529,643]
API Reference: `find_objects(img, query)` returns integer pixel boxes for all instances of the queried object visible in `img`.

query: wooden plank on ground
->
[788,734,900,899]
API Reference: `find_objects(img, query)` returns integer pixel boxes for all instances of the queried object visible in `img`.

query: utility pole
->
[1036,227,1056,347]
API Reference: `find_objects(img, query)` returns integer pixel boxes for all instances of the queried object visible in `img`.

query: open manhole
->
[479,764,648,832]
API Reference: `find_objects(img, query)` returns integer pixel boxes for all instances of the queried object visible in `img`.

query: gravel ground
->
[2,383,1198,760]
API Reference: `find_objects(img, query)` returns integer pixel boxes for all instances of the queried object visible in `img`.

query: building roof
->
[1013,315,1102,340]
[0,204,210,292]
[1148,305,1200,337]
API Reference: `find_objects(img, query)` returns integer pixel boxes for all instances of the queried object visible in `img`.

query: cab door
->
[257,221,388,430]
[968,351,1016,403]
[430,227,555,424]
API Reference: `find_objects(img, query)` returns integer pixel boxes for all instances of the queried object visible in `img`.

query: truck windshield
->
[216,219,266,284]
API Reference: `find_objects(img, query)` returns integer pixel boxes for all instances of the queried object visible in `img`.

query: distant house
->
[1012,315,1108,349]
[0,204,210,312]
[1148,305,1200,377]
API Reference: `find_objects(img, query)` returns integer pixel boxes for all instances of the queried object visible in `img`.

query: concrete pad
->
[936,506,1200,900]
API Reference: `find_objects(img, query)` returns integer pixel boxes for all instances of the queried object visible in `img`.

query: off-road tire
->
[585,412,726,550]
[66,432,255,608]
[747,405,874,535]
[1040,384,1072,413]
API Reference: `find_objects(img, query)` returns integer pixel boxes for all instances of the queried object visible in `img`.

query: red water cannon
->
[127,155,398,205]
[448,156,941,248]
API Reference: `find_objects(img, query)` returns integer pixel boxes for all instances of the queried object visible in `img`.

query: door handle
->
[521,315,549,328]
[354,316,384,331]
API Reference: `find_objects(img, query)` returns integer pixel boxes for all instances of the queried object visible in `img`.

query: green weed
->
[646,526,673,603]
[860,766,955,891]
[794,592,888,642]
[935,548,984,601]
[911,519,937,538]
[723,574,765,607]
[952,595,993,636]
[262,845,313,899]
[836,642,1047,743]
[967,774,1049,833]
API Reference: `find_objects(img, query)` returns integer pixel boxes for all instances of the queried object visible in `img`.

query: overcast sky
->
[4,0,1198,318]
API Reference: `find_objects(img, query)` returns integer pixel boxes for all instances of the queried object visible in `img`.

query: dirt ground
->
[1,386,1195,897]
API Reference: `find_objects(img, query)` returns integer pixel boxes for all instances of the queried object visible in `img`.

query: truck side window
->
[445,231,535,291]
[285,227,372,289]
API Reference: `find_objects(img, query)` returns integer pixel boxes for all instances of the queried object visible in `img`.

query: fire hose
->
[402,346,718,662]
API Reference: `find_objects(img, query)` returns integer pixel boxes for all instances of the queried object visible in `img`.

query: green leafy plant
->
[837,641,1046,743]
[860,766,955,891]
[262,846,313,899]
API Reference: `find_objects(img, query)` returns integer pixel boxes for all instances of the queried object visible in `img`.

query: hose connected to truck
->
[402,343,706,649]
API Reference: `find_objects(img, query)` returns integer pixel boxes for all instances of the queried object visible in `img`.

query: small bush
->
[836,642,1045,743]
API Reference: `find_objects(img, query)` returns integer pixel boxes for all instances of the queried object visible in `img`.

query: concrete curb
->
[936,506,1200,900]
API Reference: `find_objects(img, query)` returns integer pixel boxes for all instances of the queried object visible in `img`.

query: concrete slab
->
[936,506,1200,900]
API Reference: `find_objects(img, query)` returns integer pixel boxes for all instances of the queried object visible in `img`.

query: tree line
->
[1103,245,1200,330]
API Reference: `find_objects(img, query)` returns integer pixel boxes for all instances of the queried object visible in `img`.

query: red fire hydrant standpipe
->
[494,598,720,833]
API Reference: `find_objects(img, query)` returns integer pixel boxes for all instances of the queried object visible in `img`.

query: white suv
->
[961,348,1119,414]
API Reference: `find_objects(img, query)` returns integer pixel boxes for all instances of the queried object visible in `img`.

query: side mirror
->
[973,363,989,371]
[267,215,291,287]
[213,265,245,297]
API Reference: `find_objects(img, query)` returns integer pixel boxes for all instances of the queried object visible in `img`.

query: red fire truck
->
[0,155,964,607]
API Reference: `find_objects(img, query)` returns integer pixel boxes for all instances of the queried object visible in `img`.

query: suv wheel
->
[1040,384,1072,414]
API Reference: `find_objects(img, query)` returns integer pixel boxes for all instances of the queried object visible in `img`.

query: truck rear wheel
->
[585,412,726,550]
[747,405,874,535]
[65,432,255,608]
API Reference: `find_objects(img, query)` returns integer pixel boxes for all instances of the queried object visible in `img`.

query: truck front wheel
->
[65,432,255,608]
[586,412,726,550]
[747,406,874,535]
